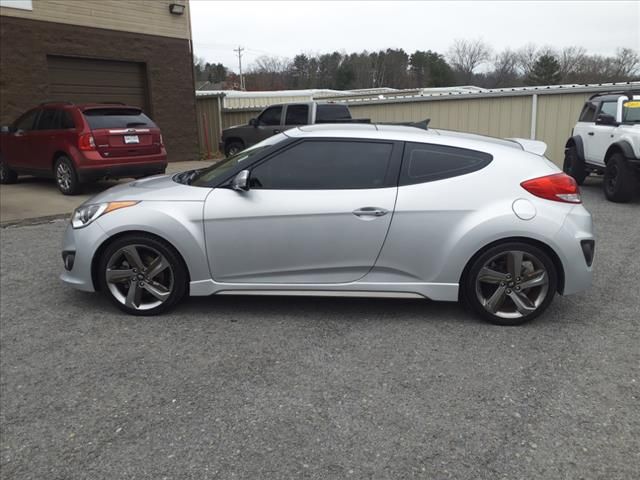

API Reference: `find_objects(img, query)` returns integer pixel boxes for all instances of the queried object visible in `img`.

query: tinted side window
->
[14,110,40,131]
[285,105,309,125]
[400,142,493,185]
[258,106,282,126]
[579,102,597,122]
[60,111,76,129]
[599,101,617,118]
[250,140,393,190]
[36,109,59,130]
[316,104,351,123]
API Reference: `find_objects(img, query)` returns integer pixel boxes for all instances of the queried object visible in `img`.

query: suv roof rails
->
[376,118,430,131]
[39,100,74,106]
[100,101,127,105]
[588,89,640,101]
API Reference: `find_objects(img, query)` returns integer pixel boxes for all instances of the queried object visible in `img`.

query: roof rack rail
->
[588,89,639,101]
[377,118,430,130]
[100,101,127,105]
[39,100,74,106]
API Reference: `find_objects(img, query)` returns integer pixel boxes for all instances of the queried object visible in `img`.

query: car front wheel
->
[462,242,557,326]
[604,153,636,203]
[0,157,18,184]
[563,144,587,185]
[224,141,244,157]
[98,234,188,316]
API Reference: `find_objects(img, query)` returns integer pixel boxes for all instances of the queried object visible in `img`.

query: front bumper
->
[59,220,108,292]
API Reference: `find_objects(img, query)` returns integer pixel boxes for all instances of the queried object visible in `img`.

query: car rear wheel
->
[54,156,81,195]
[563,144,587,185]
[224,141,244,157]
[0,157,18,184]
[462,242,557,326]
[604,153,636,203]
[98,234,188,316]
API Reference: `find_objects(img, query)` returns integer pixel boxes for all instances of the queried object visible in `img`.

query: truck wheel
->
[54,156,82,195]
[563,145,587,185]
[225,141,244,157]
[604,153,636,203]
[0,157,18,184]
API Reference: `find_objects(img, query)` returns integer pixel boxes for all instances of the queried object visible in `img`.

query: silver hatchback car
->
[61,124,594,325]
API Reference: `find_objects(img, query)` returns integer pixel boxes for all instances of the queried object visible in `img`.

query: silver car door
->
[203,139,400,284]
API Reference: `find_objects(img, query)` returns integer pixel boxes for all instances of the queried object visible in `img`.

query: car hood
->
[83,174,210,205]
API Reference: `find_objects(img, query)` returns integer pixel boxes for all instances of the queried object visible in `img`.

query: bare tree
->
[558,46,587,82]
[490,49,519,87]
[447,39,492,83]
[611,47,640,79]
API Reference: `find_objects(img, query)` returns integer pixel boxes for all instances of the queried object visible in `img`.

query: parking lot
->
[0,178,638,479]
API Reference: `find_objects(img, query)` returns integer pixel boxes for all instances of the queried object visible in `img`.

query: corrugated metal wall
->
[195,91,596,165]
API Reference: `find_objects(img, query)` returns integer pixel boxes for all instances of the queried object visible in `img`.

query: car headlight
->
[71,201,139,229]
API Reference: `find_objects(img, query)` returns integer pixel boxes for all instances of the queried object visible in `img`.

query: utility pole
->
[234,46,245,91]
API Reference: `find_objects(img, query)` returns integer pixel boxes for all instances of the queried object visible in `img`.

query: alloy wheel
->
[105,244,174,311]
[56,162,72,191]
[475,250,550,319]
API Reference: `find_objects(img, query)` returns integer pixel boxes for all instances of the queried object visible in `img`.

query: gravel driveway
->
[1,179,638,479]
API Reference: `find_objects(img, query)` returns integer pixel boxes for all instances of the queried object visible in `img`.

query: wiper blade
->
[126,122,147,127]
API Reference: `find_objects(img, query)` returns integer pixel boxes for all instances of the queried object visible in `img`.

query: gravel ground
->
[1,179,639,479]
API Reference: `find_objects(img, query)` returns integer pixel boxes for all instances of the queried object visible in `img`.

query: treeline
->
[194,40,640,91]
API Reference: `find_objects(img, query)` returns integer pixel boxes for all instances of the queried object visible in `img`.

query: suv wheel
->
[225,141,244,157]
[462,242,557,326]
[604,153,636,203]
[0,157,18,184]
[54,156,81,195]
[563,145,587,185]
[98,234,188,316]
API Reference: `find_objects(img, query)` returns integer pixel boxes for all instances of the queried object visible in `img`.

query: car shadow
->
[12,175,125,194]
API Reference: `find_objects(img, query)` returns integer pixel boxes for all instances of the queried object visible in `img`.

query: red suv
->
[0,102,167,194]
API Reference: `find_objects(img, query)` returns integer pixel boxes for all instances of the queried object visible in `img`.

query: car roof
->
[36,102,142,111]
[285,123,524,152]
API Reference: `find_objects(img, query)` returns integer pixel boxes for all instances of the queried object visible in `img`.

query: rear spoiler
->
[508,138,547,156]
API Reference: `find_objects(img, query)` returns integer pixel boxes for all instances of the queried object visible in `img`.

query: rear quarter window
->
[82,108,156,129]
[316,104,351,123]
[400,142,493,185]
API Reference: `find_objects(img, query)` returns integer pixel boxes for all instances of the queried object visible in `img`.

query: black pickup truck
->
[219,102,365,156]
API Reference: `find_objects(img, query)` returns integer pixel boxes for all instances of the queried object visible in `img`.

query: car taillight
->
[78,133,96,151]
[520,173,581,204]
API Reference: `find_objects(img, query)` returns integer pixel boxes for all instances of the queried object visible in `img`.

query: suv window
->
[400,142,493,185]
[599,101,617,118]
[285,105,308,125]
[60,111,75,129]
[82,108,156,129]
[258,106,282,126]
[250,140,393,190]
[13,110,40,132]
[579,101,598,122]
[36,109,60,130]
[316,104,351,123]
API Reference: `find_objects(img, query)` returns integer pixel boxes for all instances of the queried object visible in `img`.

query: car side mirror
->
[595,113,617,126]
[1,126,10,133]
[249,118,258,127]
[231,170,250,191]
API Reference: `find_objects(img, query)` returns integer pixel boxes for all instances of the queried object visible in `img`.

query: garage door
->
[47,56,149,111]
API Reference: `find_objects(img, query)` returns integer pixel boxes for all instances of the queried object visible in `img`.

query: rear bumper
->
[77,161,167,182]
[553,204,594,296]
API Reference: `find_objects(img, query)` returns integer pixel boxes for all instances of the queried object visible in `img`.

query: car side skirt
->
[188,279,459,302]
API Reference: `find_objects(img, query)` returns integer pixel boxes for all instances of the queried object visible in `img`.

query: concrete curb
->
[1,214,69,229]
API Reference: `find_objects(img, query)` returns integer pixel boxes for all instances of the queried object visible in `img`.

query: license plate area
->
[124,135,140,144]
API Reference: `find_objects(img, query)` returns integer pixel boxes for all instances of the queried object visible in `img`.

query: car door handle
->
[587,132,594,136]
[353,207,389,217]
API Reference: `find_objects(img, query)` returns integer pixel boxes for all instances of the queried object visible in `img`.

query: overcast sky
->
[190,0,640,72]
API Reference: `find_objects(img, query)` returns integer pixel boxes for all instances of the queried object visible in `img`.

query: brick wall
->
[0,16,198,161]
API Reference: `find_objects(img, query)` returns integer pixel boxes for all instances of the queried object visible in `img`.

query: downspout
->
[530,94,538,140]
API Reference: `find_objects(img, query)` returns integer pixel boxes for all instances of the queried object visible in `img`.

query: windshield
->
[83,108,156,129]
[622,100,640,123]
[190,133,288,187]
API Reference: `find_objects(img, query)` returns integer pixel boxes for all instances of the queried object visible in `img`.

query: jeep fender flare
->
[565,136,585,161]
[605,141,637,163]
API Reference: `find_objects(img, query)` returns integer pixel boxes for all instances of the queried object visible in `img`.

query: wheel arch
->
[224,137,245,149]
[604,141,635,164]
[91,230,191,293]
[565,135,585,161]
[52,150,71,171]
[459,236,565,297]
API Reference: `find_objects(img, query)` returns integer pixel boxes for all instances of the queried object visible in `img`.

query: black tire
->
[0,156,18,184]
[603,152,636,203]
[54,156,81,195]
[462,242,558,326]
[563,144,587,185]
[98,233,188,316]
[224,140,244,157]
